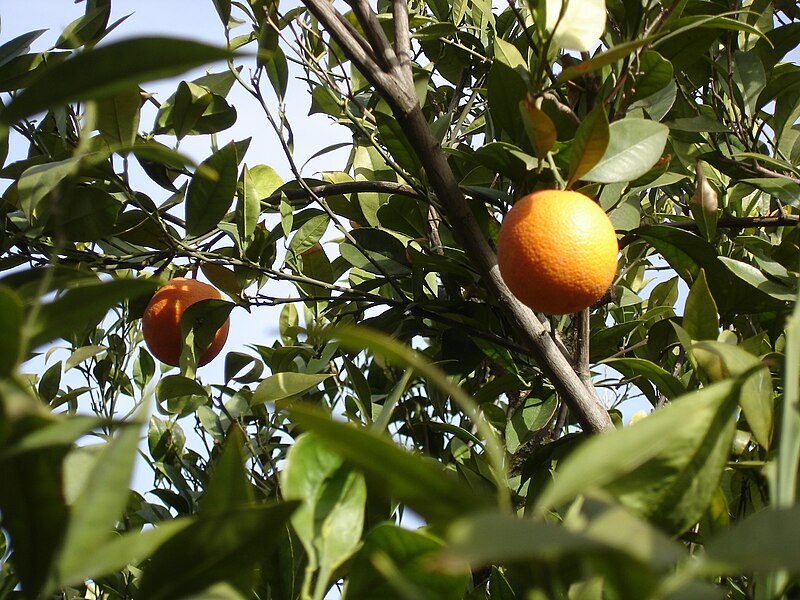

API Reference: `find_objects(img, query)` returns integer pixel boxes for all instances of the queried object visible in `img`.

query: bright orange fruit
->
[496,190,618,315]
[142,277,230,367]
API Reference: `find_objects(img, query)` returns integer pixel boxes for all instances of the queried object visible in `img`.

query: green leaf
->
[43,186,123,242]
[138,503,299,600]
[718,257,796,302]
[442,510,604,568]
[238,166,260,241]
[186,143,239,237]
[65,345,106,372]
[252,372,332,405]
[56,421,143,579]
[93,87,141,146]
[178,298,234,374]
[0,30,47,70]
[442,503,683,573]
[156,374,209,416]
[281,433,366,597]
[57,518,191,589]
[533,380,739,533]
[38,361,62,403]
[582,118,669,183]
[704,505,800,573]
[199,423,254,512]
[520,96,557,160]
[486,62,527,140]
[683,270,719,341]
[27,278,158,351]
[55,5,111,49]
[602,358,686,401]
[566,105,609,188]
[169,81,213,139]
[732,50,766,116]
[375,111,422,173]
[0,418,74,597]
[493,37,526,71]
[2,38,233,124]
[287,405,494,523]
[556,38,654,84]
[344,523,468,600]
[506,393,558,454]
[17,157,80,219]
[326,325,507,504]
[289,214,329,256]
[637,226,785,316]
[0,286,23,377]
[691,341,773,449]
[630,51,674,102]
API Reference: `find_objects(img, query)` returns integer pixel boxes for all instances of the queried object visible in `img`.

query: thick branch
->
[391,0,414,88]
[346,0,399,73]
[301,0,614,433]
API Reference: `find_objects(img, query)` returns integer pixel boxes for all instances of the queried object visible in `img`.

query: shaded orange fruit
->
[496,190,618,315]
[142,277,230,367]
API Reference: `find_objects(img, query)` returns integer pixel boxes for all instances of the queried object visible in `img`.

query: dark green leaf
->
[0,30,47,70]
[43,186,123,242]
[683,270,719,341]
[704,505,800,573]
[28,278,158,351]
[186,143,239,237]
[0,286,23,377]
[199,423,254,512]
[630,51,674,102]
[2,38,233,124]
[57,519,191,589]
[238,166,260,241]
[557,38,655,84]
[93,87,141,147]
[138,503,299,600]
[344,523,468,600]
[718,257,796,302]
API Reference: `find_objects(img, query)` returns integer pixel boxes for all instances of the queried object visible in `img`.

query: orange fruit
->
[142,277,230,367]
[496,190,618,315]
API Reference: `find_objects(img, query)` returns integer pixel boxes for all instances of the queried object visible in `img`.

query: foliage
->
[0,0,799,598]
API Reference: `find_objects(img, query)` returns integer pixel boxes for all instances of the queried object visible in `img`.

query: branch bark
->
[301,0,614,433]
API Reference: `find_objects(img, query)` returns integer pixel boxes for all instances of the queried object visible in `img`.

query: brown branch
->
[619,213,800,249]
[575,308,596,398]
[717,156,800,185]
[346,0,399,73]
[391,0,413,89]
[261,180,420,207]
[301,0,614,433]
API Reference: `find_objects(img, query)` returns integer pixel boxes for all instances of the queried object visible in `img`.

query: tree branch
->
[391,0,414,89]
[346,0,399,74]
[301,0,614,433]
[619,213,800,248]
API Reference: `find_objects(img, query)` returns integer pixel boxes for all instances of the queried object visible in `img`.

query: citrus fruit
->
[142,277,230,367]
[496,190,618,315]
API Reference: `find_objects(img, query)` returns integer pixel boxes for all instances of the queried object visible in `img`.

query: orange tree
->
[0,0,799,598]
